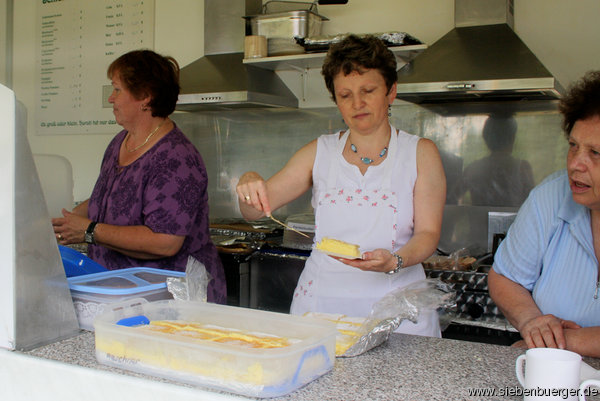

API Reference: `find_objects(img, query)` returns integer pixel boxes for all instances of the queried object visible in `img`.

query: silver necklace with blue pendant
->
[350,143,388,164]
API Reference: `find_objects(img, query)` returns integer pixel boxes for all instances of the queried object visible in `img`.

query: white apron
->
[290,127,441,337]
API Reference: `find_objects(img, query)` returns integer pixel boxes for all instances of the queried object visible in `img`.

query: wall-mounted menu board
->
[36,0,154,135]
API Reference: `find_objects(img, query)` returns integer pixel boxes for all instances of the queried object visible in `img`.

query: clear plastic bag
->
[166,256,212,302]
[340,279,456,357]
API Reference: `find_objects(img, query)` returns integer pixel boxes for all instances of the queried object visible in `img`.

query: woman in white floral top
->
[236,35,446,336]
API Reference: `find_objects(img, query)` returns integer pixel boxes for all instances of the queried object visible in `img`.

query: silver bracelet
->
[386,253,404,274]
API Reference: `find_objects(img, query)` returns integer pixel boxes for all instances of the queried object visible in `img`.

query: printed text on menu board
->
[36,0,154,135]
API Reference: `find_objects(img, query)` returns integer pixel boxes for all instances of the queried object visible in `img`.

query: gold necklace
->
[125,120,166,153]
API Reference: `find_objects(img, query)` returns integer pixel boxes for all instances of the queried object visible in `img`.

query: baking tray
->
[424,266,490,291]
[298,31,423,53]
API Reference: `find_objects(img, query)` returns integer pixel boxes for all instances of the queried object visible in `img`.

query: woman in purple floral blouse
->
[51,50,226,304]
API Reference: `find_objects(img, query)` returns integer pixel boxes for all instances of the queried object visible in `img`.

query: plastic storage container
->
[59,245,107,277]
[94,300,337,398]
[67,267,185,330]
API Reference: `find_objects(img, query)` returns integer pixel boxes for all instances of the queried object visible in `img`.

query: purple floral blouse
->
[87,124,226,304]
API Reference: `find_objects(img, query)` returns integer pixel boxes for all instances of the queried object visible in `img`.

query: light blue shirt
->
[493,170,600,327]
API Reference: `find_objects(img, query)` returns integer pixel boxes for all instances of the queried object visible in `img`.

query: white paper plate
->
[317,248,362,260]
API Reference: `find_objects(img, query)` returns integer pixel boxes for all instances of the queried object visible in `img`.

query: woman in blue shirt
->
[489,70,600,358]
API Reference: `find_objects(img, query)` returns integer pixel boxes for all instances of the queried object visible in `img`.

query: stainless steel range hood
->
[396,0,564,103]
[176,0,298,111]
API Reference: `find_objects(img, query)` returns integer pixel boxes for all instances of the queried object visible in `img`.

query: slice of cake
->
[316,237,361,259]
[141,320,295,349]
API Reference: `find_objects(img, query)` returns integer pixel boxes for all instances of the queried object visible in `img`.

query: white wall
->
[514,0,600,90]
[12,0,204,203]
[154,0,203,67]
[318,0,453,44]
[6,0,600,203]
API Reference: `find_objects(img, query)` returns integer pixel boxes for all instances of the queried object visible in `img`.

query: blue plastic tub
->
[59,245,107,277]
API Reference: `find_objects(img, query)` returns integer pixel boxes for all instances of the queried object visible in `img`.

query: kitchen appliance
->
[271,214,311,239]
[177,0,297,111]
[210,219,308,313]
[177,0,345,111]
[249,247,308,313]
[396,0,564,103]
[219,251,252,307]
[281,212,315,250]
[488,211,517,253]
[94,299,337,398]
[425,261,520,345]
[438,205,519,259]
[248,213,313,313]
[210,219,279,307]
[0,84,80,351]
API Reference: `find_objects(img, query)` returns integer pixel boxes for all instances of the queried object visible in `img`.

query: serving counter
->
[4,329,599,400]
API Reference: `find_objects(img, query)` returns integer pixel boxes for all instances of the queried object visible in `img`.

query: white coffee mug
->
[516,348,582,400]
[579,379,600,400]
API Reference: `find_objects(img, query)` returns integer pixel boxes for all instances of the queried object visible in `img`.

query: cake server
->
[268,215,311,238]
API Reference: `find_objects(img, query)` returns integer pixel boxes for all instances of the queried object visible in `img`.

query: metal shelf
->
[243,44,427,71]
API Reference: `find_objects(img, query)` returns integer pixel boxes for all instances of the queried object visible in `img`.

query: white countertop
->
[5,330,597,400]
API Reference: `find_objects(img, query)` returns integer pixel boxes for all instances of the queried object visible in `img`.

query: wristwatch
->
[386,253,404,275]
[84,221,98,245]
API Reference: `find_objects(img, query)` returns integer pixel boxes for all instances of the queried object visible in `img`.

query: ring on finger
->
[244,195,251,201]
[58,234,63,240]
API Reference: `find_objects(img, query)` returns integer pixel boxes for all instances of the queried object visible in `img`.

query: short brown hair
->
[108,49,180,117]
[559,70,600,137]
[321,34,397,103]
